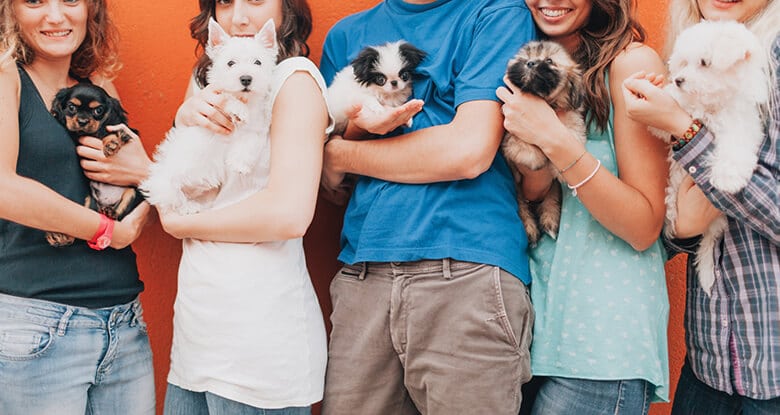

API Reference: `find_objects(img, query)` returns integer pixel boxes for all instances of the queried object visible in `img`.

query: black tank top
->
[0,64,143,308]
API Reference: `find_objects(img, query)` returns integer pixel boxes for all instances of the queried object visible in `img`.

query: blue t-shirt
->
[320,0,535,283]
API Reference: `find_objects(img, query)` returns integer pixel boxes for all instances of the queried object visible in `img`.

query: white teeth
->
[44,30,71,37]
[540,8,570,17]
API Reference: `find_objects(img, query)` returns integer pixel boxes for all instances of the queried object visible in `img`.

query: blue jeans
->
[530,376,653,415]
[164,383,311,415]
[671,359,780,415]
[0,293,155,415]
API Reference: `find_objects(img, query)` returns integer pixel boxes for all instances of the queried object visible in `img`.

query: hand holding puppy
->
[622,71,692,137]
[77,124,151,187]
[344,99,424,138]
[175,83,237,135]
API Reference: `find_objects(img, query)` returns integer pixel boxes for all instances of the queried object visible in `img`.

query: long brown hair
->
[191,0,312,87]
[0,0,121,79]
[539,0,646,131]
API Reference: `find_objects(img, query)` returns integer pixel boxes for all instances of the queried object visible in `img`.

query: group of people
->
[0,0,777,414]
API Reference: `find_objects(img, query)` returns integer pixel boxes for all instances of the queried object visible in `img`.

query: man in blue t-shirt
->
[320,1,536,413]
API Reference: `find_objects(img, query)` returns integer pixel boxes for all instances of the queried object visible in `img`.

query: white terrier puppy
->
[327,41,426,135]
[652,20,769,295]
[142,19,278,215]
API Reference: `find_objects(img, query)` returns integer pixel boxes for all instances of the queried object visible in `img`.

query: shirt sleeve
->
[453,5,536,107]
[319,25,349,86]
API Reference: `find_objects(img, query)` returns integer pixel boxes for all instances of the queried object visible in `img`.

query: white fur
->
[141,19,278,214]
[653,20,769,295]
[327,41,416,134]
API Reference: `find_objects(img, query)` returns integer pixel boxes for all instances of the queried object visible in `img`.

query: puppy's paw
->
[46,231,75,247]
[102,135,121,157]
[224,99,249,125]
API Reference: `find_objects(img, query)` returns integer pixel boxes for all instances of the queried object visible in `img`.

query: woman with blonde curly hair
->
[0,1,154,413]
[623,0,780,413]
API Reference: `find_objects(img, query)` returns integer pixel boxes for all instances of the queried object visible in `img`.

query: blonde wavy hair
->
[0,0,122,79]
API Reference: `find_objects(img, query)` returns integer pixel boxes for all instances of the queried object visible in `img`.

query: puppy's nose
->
[674,77,685,87]
[390,80,398,87]
[526,61,537,68]
[240,76,253,87]
[77,118,89,127]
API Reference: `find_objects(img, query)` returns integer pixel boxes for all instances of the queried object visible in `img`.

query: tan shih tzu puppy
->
[501,40,587,245]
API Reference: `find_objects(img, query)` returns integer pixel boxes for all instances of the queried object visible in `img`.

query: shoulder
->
[610,42,665,82]
[274,57,327,95]
[89,75,120,99]
[0,60,21,101]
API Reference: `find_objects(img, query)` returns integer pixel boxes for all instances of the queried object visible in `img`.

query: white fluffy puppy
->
[327,41,426,135]
[142,19,278,215]
[653,20,769,295]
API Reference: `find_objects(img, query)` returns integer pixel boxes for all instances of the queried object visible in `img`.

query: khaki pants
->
[322,259,534,415]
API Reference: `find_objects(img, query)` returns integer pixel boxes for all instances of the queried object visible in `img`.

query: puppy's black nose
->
[240,76,253,87]
[526,61,537,68]
[674,77,685,87]
[390,80,398,87]
[77,118,89,127]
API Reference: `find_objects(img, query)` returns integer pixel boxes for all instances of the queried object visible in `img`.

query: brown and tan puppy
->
[501,40,587,245]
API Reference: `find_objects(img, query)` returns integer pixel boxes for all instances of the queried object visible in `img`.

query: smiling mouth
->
[41,30,72,38]
[539,8,572,18]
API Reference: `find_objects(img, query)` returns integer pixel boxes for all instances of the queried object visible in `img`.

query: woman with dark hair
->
[497,0,670,413]
[0,0,154,414]
[158,1,331,414]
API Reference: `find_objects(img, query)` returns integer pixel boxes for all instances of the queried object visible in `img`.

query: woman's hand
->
[622,71,693,137]
[175,83,235,134]
[77,125,152,187]
[111,201,152,248]
[496,77,568,151]
[346,99,423,137]
[672,176,722,238]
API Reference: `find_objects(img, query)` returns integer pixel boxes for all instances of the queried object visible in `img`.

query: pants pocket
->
[0,318,56,361]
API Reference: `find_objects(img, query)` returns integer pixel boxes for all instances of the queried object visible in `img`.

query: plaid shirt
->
[665,37,780,399]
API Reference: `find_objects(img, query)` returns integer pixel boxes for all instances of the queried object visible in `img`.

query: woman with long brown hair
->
[497,0,670,413]
[158,1,331,413]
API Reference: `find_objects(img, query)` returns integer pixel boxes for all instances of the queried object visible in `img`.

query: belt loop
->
[130,300,140,327]
[358,262,367,281]
[57,307,74,336]
[443,258,453,280]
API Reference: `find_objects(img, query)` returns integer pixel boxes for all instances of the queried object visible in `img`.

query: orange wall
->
[109,1,681,414]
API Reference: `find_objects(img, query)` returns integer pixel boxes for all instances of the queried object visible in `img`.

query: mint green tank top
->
[528,84,670,402]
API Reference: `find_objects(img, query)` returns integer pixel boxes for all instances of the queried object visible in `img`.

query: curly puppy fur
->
[501,40,587,245]
[651,20,769,295]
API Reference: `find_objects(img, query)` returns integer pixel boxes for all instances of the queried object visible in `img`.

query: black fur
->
[506,58,563,99]
[350,42,427,87]
[399,42,427,75]
[51,83,135,140]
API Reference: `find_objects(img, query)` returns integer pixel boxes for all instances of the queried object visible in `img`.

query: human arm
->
[623,67,780,244]
[497,44,668,251]
[173,78,235,134]
[158,71,328,242]
[0,64,150,248]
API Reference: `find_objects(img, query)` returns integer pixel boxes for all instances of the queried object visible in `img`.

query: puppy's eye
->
[66,102,77,114]
[227,60,236,67]
[699,58,710,67]
[93,106,105,118]
[254,59,262,66]
[400,71,410,82]
[545,58,554,65]
[375,75,386,86]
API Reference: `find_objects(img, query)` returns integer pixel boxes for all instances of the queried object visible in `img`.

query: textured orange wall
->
[109,1,682,413]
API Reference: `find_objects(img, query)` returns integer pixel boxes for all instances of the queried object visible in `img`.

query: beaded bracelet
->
[671,119,703,151]
[567,159,601,197]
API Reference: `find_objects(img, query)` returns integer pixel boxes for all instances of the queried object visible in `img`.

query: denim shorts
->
[530,376,653,415]
[0,292,155,415]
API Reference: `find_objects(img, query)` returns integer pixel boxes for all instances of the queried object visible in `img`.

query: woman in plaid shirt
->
[622,0,780,413]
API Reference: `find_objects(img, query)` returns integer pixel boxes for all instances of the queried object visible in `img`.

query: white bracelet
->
[566,159,601,197]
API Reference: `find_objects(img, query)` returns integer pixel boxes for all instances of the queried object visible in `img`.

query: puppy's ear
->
[567,72,586,110]
[351,47,380,86]
[50,87,70,124]
[106,94,129,124]
[256,18,279,55]
[399,42,427,69]
[207,18,229,50]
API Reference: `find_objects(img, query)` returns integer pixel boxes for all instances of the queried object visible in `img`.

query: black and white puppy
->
[327,41,426,135]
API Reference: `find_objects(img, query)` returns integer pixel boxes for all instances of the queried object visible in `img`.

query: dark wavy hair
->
[538,0,646,131]
[191,0,312,87]
[1,0,121,79]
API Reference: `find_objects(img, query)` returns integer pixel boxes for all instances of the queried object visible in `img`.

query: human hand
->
[77,125,152,187]
[672,176,722,238]
[622,71,692,136]
[496,77,569,152]
[111,201,152,248]
[175,83,235,134]
[347,99,423,136]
